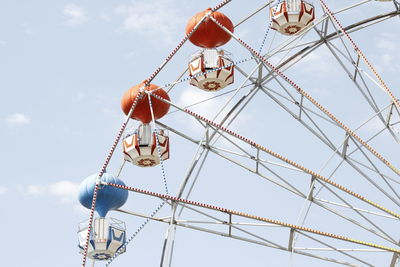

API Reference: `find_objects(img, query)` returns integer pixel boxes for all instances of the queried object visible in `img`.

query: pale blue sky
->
[1,0,399,266]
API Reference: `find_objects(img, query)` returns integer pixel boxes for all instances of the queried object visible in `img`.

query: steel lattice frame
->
[81,1,400,266]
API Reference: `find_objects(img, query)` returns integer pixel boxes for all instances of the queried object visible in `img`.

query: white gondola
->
[122,123,169,167]
[189,48,234,91]
[78,217,126,261]
[270,0,315,35]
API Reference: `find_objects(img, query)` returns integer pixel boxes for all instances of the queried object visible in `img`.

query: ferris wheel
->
[76,0,400,266]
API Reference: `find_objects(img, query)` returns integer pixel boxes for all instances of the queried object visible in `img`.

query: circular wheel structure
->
[79,1,400,266]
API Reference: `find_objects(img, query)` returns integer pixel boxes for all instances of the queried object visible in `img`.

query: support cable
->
[148,93,170,195]
[258,0,281,53]
[207,14,400,177]
[318,0,400,109]
[147,91,400,220]
[106,182,400,254]
[104,202,166,267]
[80,1,234,265]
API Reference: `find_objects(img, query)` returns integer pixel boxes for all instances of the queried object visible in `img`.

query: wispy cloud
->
[372,33,400,73]
[179,88,225,119]
[24,181,79,203]
[376,39,396,51]
[21,181,86,214]
[72,92,86,103]
[63,4,88,25]
[21,23,34,35]
[0,186,8,195]
[6,113,31,126]
[115,0,185,45]
[295,48,337,75]
[49,181,79,203]
[26,184,45,196]
[177,86,253,137]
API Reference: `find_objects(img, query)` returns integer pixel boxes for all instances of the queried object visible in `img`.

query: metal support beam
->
[307,176,317,201]
[288,228,296,251]
[342,134,350,159]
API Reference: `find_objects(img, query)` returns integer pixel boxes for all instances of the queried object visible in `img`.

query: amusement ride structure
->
[76,0,400,266]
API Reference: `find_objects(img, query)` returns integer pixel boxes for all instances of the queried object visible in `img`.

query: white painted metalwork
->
[83,1,400,267]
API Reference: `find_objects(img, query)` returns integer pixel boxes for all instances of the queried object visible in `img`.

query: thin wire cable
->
[147,91,400,220]
[104,202,166,267]
[318,0,400,109]
[107,182,400,254]
[208,14,400,177]
[80,95,141,267]
[80,1,232,265]
[258,0,281,53]
[147,92,170,195]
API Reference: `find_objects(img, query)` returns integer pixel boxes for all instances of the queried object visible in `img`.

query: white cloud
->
[125,51,136,59]
[377,39,396,51]
[64,4,88,25]
[21,181,85,215]
[72,92,85,102]
[0,186,8,195]
[21,23,34,35]
[295,49,336,74]
[115,0,185,45]
[24,181,79,204]
[179,87,226,118]
[177,86,253,138]
[26,185,45,196]
[49,180,79,203]
[372,34,400,73]
[6,113,31,126]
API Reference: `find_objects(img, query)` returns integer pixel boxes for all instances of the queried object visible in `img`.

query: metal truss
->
[86,1,400,267]
[147,2,400,266]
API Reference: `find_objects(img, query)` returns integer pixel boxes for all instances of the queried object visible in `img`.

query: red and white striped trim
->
[106,182,400,254]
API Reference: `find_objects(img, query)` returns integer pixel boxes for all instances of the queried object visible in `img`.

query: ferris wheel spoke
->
[314,21,400,143]
[176,150,211,218]
[312,197,397,245]
[261,82,400,195]
[314,179,399,244]
[348,138,400,202]
[156,117,399,245]
[158,132,211,267]
[205,85,261,145]
[172,195,399,254]
[260,63,400,178]
[258,71,400,192]
[295,231,375,267]
[74,1,400,266]
[205,15,400,178]
[262,10,400,84]
[259,83,400,199]
[148,91,400,222]
[118,190,391,267]
[347,129,400,180]
[106,182,400,256]
[166,68,188,94]
[210,144,307,197]
[144,209,381,266]
[175,219,367,266]
[234,0,274,28]
[314,198,397,220]
[317,31,384,113]
[318,1,400,108]
[210,61,262,123]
